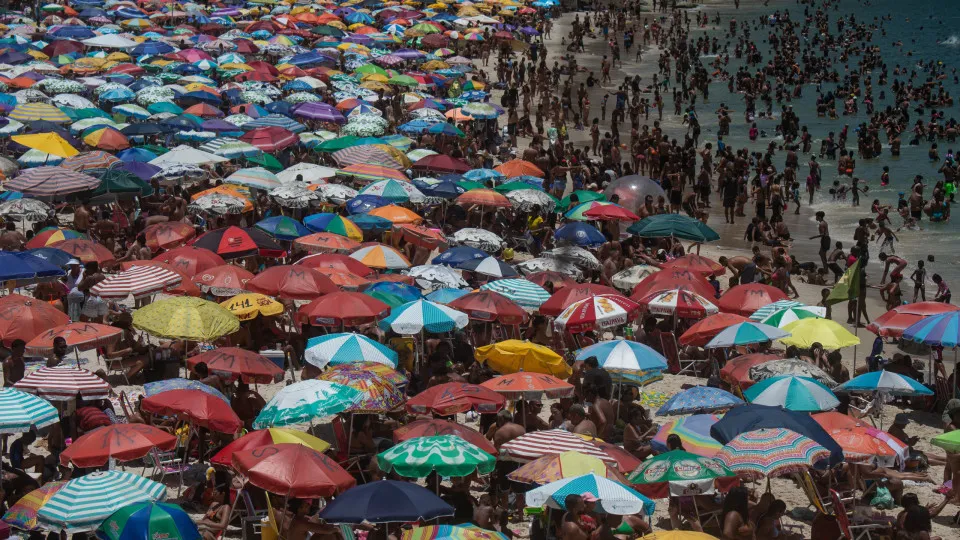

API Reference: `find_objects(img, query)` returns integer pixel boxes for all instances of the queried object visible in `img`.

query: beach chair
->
[665,333,706,376]
[798,471,834,515]
[330,415,368,481]
[829,489,886,540]
[238,490,268,540]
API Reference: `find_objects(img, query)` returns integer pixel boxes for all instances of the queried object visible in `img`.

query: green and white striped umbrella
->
[480,279,550,310]
[759,306,824,328]
[748,300,806,321]
[253,379,362,429]
[37,471,166,533]
[377,435,496,478]
[0,388,59,434]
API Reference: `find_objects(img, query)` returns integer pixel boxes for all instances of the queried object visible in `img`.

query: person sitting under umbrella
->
[100,313,151,382]
[196,474,231,540]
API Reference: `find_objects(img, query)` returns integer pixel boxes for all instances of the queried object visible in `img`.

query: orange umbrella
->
[827,427,902,463]
[183,103,224,118]
[0,294,71,346]
[50,239,115,265]
[294,232,361,254]
[393,224,447,249]
[813,411,866,431]
[314,269,370,289]
[143,222,196,251]
[717,352,782,389]
[25,322,123,354]
[368,204,423,224]
[680,313,751,347]
[495,158,544,178]
[479,372,574,400]
[662,254,725,277]
[456,189,511,208]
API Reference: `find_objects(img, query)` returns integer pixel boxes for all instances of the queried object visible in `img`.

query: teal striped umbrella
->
[37,471,166,533]
[479,279,550,310]
[705,322,790,349]
[0,388,59,434]
[759,306,823,328]
[253,379,362,429]
[379,299,469,335]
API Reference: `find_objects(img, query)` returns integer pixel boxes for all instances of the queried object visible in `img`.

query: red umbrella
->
[245,265,338,300]
[140,389,242,433]
[186,347,284,384]
[50,239,115,265]
[718,353,783,389]
[25,322,122,354]
[539,284,619,317]
[191,264,255,296]
[412,154,471,174]
[405,383,505,417]
[448,291,528,325]
[294,233,361,254]
[394,418,498,456]
[716,284,789,317]
[296,292,390,327]
[240,127,298,152]
[631,269,715,300]
[393,224,448,249]
[59,425,176,467]
[295,253,376,277]
[524,271,577,290]
[662,254,725,277]
[315,269,370,290]
[366,274,416,286]
[144,222,196,251]
[154,246,225,276]
[191,226,285,259]
[231,444,356,497]
[582,204,639,221]
[679,313,750,347]
[117,260,200,298]
[866,301,960,338]
[0,294,70,345]
[593,440,642,474]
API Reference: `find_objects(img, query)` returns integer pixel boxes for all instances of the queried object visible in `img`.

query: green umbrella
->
[627,450,737,499]
[494,181,542,193]
[377,435,496,478]
[147,102,183,115]
[388,75,419,87]
[354,64,388,77]
[86,169,154,199]
[97,502,199,540]
[456,180,486,191]
[315,136,384,152]
[931,429,960,452]
[246,153,283,172]
[137,144,169,156]
[558,190,605,212]
[627,213,720,243]
[364,290,406,308]
[253,380,362,429]
[760,306,823,328]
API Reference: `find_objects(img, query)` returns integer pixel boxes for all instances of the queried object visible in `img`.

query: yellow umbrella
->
[779,318,860,350]
[475,339,571,377]
[106,52,130,62]
[220,293,285,321]
[132,297,240,341]
[11,132,79,158]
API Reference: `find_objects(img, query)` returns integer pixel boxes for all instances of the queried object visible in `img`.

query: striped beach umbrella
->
[14,366,110,401]
[377,435,496,478]
[380,299,468,335]
[652,414,722,457]
[304,333,398,369]
[834,370,933,397]
[635,289,719,319]
[575,340,668,373]
[10,102,71,123]
[5,167,99,196]
[303,213,363,240]
[90,265,182,299]
[0,388,59,433]
[225,167,281,190]
[759,306,823,328]
[479,279,549,309]
[714,428,831,480]
[903,311,960,347]
[61,151,121,172]
[359,179,425,203]
[350,244,411,269]
[525,473,654,516]
[500,429,614,463]
[253,379,362,429]
[743,376,839,412]
[332,144,411,169]
[553,294,642,334]
[705,322,790,349]
[339,163,410,183]
[37,471,166,533]
[747,300,807,321]
[2,482,66,531]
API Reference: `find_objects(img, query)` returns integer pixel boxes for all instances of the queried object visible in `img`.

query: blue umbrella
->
[554,222,605,247]
[350,214,392,232]
[365,282,421,304]
[0,252,62,281]
[144,379,229,403]
[710,404,843,466]
[117,161,162,181]
[254,216,310,241]
[304,333,398,368]
[656,386,743,416]
[575,339,668,373]
[132,42,174,56]
[346,194,391,214]
[432,246,486,266]
[116,148,157,163]
[903,311,960,348]
[834,370,932,396]
[425,288,470,304]
[24,248,73,267]
[414,179,464,199]
[317,480,453,523]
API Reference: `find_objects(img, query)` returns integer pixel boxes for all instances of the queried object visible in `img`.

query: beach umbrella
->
[635,289,719,319]
[24,322,122,356]
[480,373,575,401]
[142,223,195,252]
[710,404,843,465]
[377,435,496,478]
[431,246,490,267]
[380,299,468,335]
[743,375,839,412]
[679,313,750,347]
[351,244,411,269]
[270,185,319,209]
[553,294,641,334]
[931,430,960,453]
[715,428,831,480]
[0,252,63,282]
[525,473,654,516]
[318,480,454,524]
[656,386,743,416]
[631,269,715,300]
[142,379,227,404]
[304,332,397,369]
[0,294,70,345]
[834,370,932,396]
[827,427,904,465]
[154,246,224,277]
[747,300,808,321]
[90,265,183,299]
[59,425,176,468]
[186,348,283,384]
[3,482,66,531]
[298,292,391,328]
[495,159,544,178]
[479,279,549,310]
[303,213,363,240]
[543,246,601,271]
[318,364,405,413]
[219,293,284,322]
[36,471,165,533]
[96,502,199,540]
[48,239,114,265]
[457,256,518,279]
[626,214,719,242]
[652,415,722,457]
[779,318,859,350]
[5,166,99,196]
[211,428,329,468]
[226,167,281,190]
[394,418,497,455]
[253,379,362,429]
[140,389,241,434]
[407,264,468,289]
[393,224,448,250]
[184,193,247,216]
[447,291,528,325]
[14,366,110,401]
[868,302,960,338]
[499,429,612,463]
[902,310,960,347]
[11,132,78,157]
[748,358,838,388]
[510,450,628,486]
[452,228,503,252]
[575,339,667,373]
[191,226,285,259]
[405,382,505,416]
[0,198,50,221]
[294,233,361,254]
[233,444,355,497]
[716,284,789,317]
[0,388,59,434]
[400,526,508,540]
[758,305,824,328]
[704,322,790,349]
[553,222,605,247]
[628,450,738,499]
[132,297,239,341]
[475,339,570,377]
[245,265,338,300]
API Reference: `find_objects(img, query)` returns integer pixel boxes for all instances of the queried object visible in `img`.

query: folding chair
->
[237,490,268,540]
[798,471,832,515]
[829,489,887,540]
[329,416,368,481]
[663,333,706,376]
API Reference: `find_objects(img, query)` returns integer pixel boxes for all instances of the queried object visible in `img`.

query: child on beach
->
[911,260,927,302]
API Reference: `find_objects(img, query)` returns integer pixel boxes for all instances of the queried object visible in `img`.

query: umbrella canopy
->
[3,482,66,531]
[574,340,668,373]
[524,473,654,516]
[379,299,468,334]
[14,366,110,401]
[635,289,719,319]
[97,502,199,540]
[233,444,356,498]
[475,339,570,377]
[679,313,751,347]
[90,265,182,299]
[931,430,960,453]
[448,291,528,325]
[154,246,225,276]
[318,480,454,524]
[902,311,960,347]
[219,293,284,321]
[144,223,196,251]
[627,214,719,242]
[406,382,505,416]
[6,167,99,196]
[500,429,614,463]
[743,376,839,412]
[748,358,838,388]
[24,322,122,354]
[835,370,933,396]
[59,425,176,467]
[479,373,574,401]
[191,265,254,296]
[318,364,405,413]
[133,297,239,341]
[479,279,549,309]
[245,265,338,300]
[37,471,166,533]
[709,404,843,465]
[867,302,960,338]
[394,418,497,456]
[211,428,330,467]
[304,332,397,368]
[377,435,496,478]
[714,428,831,480]
[779,318,859,350]
[716,284,789,317]
[827,427,904,465]
[652,415,723,458]
[539,284,618,317]
[0,294,71,345]
[186,348,284,384]
[351,244,411,269]
[628,450,738,499]
[631,269,715,300]
[253,380,362,429]
[656,387,744,416]
[140,389,242,433]
[661,254,725,276]
[553,294,641,334]
[0,388,59,434]
[705,322,790,349]
[759,305,824,328]
[510,451,628,485]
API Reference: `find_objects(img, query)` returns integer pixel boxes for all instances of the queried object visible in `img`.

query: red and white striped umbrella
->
[499,429,616,463]
[552,294,641,334]
[14,366,110,401]
[636,289,719,319]
[91,265,182,299]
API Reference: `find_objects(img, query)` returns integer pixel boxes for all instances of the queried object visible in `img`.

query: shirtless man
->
[878,252,908,285]
[827,242,847,283]
[73,201,92,234]
[717,255,755,286]
[488,409,525,449]
[584,385,613,440]
[568,404,598,436]
[559,495,589,540]
[0,222,25,250]
[809,211,830,270]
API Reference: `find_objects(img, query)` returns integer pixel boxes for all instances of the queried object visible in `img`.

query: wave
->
[939,35,960,46]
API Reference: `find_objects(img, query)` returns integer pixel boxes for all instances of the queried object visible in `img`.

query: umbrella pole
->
[74,347,81,369]
[851,323,858,375]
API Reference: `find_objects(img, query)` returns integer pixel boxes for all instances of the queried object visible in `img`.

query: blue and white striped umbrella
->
[575,339,668,373]
[113,104,151,120]
[379,299,468,335]
[903,311,960,347]
[0,388,59,434]
[242,114,306,133]
[304,332,399,369]
[479,279,549,310]
[425,288,471,304]
[199,137,260,159]
[18,149,63,168]
[705,322,791,349]
[743,375,839,412]
[37,471,166,533]
[656,386,744,416]
[525,474,654,516]
[835,370,933,396]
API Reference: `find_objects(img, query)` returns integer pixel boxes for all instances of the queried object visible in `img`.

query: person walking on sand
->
[810,211,830,271]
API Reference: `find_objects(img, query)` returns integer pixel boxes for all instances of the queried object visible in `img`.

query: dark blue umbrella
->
[128,78,162,92]
[554,222,606,247]
[48,27,96,39]
[180,91,222,106]
[160,116,201,130]
[414,180,464,199]
[117,161,162,181]
[317,480,453,523]
[78,8,108,18]
[121,123,173,136]
[24,248,72,268]
[0,51,31,64]
[0,252,63,281]
[132,41,174,56]
[346,194,391,214]
[709,404,843,466]
[432,246,486,266]
[263,101,292,116]
[117,148,158,163]
[201,119,243,133]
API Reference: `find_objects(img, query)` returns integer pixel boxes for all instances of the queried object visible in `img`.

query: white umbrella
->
[270,185,320,209]
[544,246,601,270]
[516,257,584,280]
[277,163,338,184]
[406,265,468,290]
[452,228,503,253]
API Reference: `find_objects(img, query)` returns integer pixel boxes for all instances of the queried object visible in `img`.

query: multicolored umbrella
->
[759,305,824,328]
[37,471,166,533]
[714,428,831,480]
[525,473,654,516]
[628,450,738,499]
[635,289,719,319]
[5,166,99,196]
[97,502,199,540]
[656,386,744,416]
[500,429,614,463]
[652,414,723,458]
[350,244,411,269]
[743,375,839,412]
[748,358,838,388]
[509,451,628,485]
[253,379,362,429]
[211,428,330,467]
[834,370,933,396]
[2,482,66,531]
[902,311,960,347]
[318,364,405,412]
[704,322,790,349]
[0,388,59,434]
[553,294,641,333]
[377,435,496,478]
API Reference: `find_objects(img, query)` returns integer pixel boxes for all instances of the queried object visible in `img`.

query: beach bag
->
[870,486,895,509]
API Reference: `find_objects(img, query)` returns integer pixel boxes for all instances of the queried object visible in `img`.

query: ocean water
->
[681,0,960,281]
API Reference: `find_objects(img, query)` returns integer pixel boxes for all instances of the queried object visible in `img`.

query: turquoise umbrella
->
[743,375,839,412]
[37,471,166,533]
[0,388,59,433]
[253,379,362,429]
[705,322,790,349]
[627,214,720,242]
